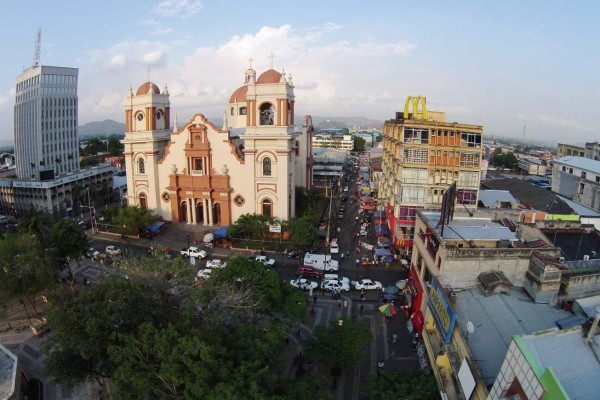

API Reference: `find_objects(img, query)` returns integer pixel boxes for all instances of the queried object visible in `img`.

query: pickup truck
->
[255,255,276,267]
[180,246,207,259]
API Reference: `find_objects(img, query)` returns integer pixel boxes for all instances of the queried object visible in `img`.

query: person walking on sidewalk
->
[356,258,360,268]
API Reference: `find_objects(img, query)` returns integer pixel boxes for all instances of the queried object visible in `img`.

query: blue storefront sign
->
[428,278,456,343]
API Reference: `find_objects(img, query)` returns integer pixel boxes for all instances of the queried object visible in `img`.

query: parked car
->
[323,274,350,286]
[352,279,383,291]
[321,280,350,292]
[343,186,349,192]
[359,229,368,236]
[337,212,344,219]
[290,278,319,291]
[86,247,100,259]
[105,245,121,256]
[206,259,226,269]
[339,205,346,212]
[255,255,276,267]
[196,269,212,280]
[296,266,324,279]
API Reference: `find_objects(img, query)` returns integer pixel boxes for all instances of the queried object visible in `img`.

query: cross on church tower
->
[268,51,276,69]
[146,68,151,82]
[248,57,254,69]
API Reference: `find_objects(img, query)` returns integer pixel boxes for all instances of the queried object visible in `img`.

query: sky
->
[0,0,599,145]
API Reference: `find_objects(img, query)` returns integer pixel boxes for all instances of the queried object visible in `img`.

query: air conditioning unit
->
[583,255,590,261]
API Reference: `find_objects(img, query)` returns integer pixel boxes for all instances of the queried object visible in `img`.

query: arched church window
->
[138,158,145,174]
[262,157,271,176]
[262,199,272,217]
[230,107,234,116]
[259,103,275,125]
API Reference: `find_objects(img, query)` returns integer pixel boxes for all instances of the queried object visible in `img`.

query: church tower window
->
[262,157,272,176]
[262,199,272,217]
[138,158,145,174]
[259,103,275,125]
[239,106,247,115]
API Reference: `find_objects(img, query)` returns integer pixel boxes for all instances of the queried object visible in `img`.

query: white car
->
[206,259,226,269]
[321,280,350,292]
[106,245,122,256]
[359,229,367,236]
[343,186,349,192]
[323,274,350,286]
[352,279,383,291]
[255,255,276,267]
[196,269,212,280]
[290,278,319,291]
[330,241,339,254]
[86,248,100,259]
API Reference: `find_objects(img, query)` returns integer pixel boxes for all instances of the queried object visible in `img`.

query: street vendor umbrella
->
[378,303,398,316]
[383,255,394,263]
[383,285,400,294]
[203,233,214,243]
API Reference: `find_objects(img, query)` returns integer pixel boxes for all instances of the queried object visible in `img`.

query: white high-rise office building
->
[14,66,79,180]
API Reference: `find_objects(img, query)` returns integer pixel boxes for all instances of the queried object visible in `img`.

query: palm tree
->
[19,204,53,245]
[71,184,83,216]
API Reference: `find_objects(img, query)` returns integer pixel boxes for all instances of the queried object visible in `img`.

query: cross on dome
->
[267,51,276,69]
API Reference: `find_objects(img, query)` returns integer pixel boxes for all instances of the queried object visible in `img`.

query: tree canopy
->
[353,136,366,152]
[363,370,437,400]
[19,204,53,245]
[49,219,89,268]
[42,255,314,398]
[114,205,156,236]
[490,148,518,170]
[306,319,372,374]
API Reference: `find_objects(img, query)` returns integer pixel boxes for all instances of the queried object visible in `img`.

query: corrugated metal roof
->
[558,195,600,217]
[478,190,519,208]
[422,212,517,241]
[453,288,572,386]
[554,156,600,173]
[521,328,600,400]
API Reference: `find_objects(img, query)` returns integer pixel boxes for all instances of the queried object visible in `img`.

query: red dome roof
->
[229,85,248,103]
[136,82,161,96]
[257,69,282,84]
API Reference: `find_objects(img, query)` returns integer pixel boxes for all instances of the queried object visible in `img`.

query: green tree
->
[353,136,366,152]
[42,276,172,388]
[295,186,310,217]
[306,319,372,378]
[363,370,437,400]
[228,213,272,240]
[107,135,124,156]
[49,219,89,269]
[0,233,54,321]
[289,213,318,246]
[114,205,156,237]
[19,204,53,245]
[71,183,84,217]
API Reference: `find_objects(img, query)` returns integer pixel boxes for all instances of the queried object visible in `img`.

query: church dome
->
[257,69,282,84]
[229,85,248,103]
[136,81,161,96]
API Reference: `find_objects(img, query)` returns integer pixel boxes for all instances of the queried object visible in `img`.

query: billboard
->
[428,277,456,343]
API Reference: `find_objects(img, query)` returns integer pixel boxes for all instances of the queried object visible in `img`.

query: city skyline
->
[0,0,599,144]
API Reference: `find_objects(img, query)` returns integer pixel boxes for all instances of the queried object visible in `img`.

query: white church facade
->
[121,63,313,226]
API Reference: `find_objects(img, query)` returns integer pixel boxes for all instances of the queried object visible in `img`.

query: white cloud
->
[153,0,203,19]
[77,23,417,126]
[518,113,595,132]
[103,54,127,72]
[141,50,166,66]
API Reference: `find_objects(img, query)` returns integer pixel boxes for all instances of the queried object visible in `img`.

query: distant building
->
[585,141,600,161]
[557,143,586,158]
[0,64,113,219]
[14,66,80,180]
[516,155,549,176]
[380,96,484,254]
[312,148,347,187]
[312,134,353,150]
[552,156,600,211]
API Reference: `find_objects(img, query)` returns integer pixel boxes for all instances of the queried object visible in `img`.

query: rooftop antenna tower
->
[523,125,526,139]
[33,28,41,67]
